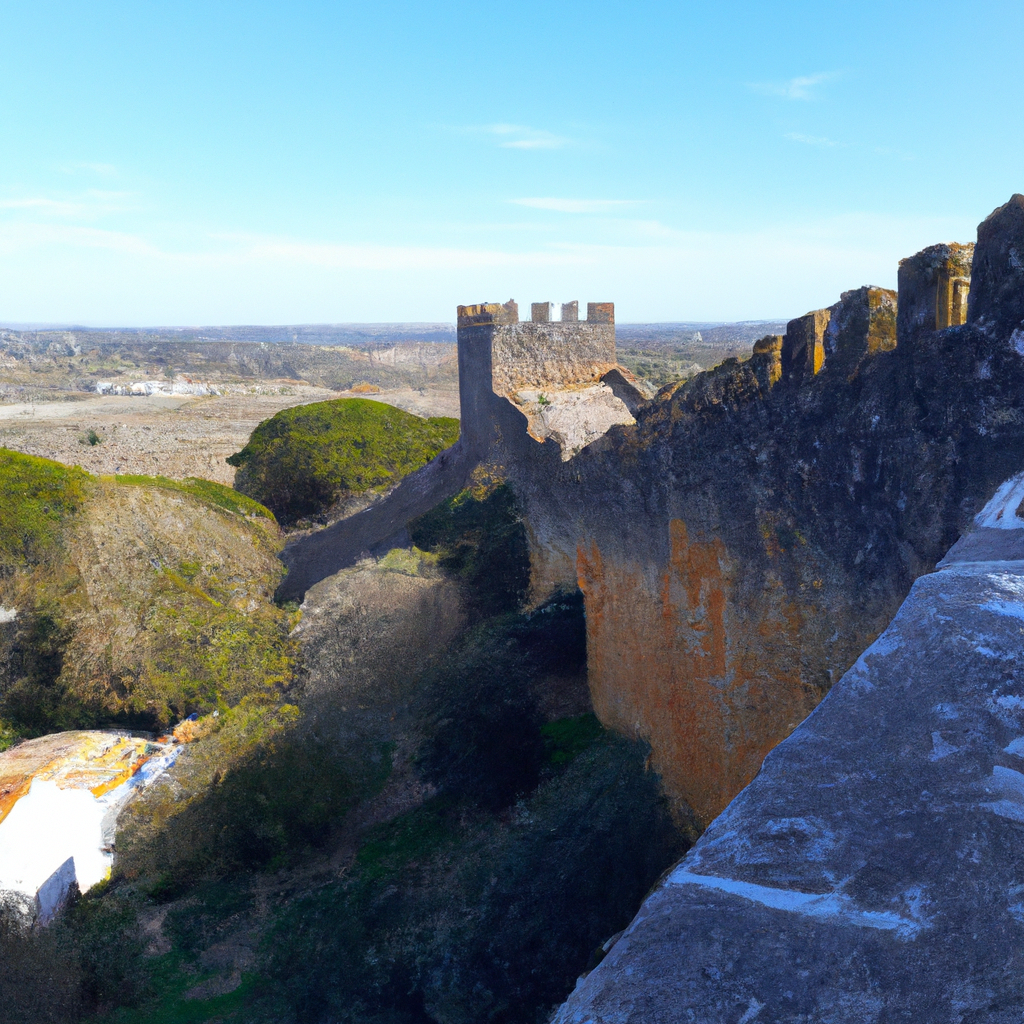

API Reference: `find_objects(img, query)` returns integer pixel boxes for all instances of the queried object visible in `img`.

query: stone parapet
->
[781,311,829,380]
[897,242,973,351]
[968,193,1024,343]
[751,334,783,387]
[823,285,897,368]
[456,299,519,326]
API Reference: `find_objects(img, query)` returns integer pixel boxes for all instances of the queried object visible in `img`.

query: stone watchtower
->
[456,299,644,460]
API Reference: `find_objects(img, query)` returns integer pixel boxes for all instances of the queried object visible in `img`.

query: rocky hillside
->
[0,330,457,402]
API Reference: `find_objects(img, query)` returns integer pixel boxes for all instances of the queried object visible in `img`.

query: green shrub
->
[0,603,91,734]
[417,617,544,811]
[0,888,147,1022]
[417,591,588,812]
[542,713,604,766]
[226,399,459,527]
[116,698,377,883]
[409,483,530,618]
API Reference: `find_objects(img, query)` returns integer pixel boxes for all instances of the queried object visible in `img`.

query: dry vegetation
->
[0,330,459,485]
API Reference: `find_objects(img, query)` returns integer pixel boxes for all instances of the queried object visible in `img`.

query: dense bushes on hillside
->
[409,482,530,618]
[227,398,459,526]
[0,888,147,1023]
[262,727,680,1024]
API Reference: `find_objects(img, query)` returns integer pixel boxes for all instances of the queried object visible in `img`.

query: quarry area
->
[2,196,1024,1023]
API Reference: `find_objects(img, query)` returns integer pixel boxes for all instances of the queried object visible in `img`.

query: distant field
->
[0,327,461,483]
[0,327,458,403]
[616,321,788,389]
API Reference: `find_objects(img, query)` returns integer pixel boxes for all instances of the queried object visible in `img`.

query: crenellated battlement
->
[897,242,973,353]
[457,299,615,327]
[456,298,626,458]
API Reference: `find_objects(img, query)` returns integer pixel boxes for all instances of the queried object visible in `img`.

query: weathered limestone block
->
[516,384,635,460]
[587,302,615,324]
[489,316,618,399]
[555,476,1024,1023]
[751,334,783,387]
[561,300,579,322]
[968,193,1024,348]
[531,302,555,323]
[823,285,897,367]
[455,299,519,326]
[781,310,829,379]
[897,242,973,351]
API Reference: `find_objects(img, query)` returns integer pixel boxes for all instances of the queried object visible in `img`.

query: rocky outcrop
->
[554,472,1024,1022]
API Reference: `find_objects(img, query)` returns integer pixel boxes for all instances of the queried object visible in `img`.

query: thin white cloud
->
[0,220,590,272]
[0,190,141,219]
[59,161,119,177]
[752,72,836,101]
[511,198,640,214]
[208,231,588,270]
[0,198,84,215]
[452,123,569,150]
[785,132,843,148]
[500,135,564,150]
[0,220,161,257]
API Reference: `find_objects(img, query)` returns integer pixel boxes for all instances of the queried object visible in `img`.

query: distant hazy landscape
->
[0,318,782,484]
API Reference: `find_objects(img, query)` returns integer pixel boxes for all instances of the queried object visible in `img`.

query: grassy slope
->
[227,398,459,526]
[0,450,295,740]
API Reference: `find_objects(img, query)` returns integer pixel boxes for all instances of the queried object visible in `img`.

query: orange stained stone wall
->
[577,519,820,827]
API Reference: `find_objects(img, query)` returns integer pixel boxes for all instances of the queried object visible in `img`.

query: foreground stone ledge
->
[555,496,1024,1021]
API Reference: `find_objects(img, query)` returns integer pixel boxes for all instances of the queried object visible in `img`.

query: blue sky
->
[0,0,1021,325]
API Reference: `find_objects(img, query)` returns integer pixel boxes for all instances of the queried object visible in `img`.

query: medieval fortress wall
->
[457,237,979,466]
[285,196,1024,838]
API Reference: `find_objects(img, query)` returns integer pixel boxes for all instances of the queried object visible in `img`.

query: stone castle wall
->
[495,201,1024,829]
[284,197,1024,839]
